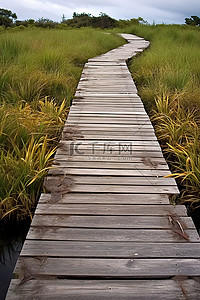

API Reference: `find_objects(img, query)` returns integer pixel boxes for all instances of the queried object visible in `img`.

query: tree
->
[35,18,57,28]
[64,13,92,28]
[0,8,17,27]
[92,13,117,29]
[62,14,66,22]
[65,12,117,29]
[118,17,148,28]
[138,17,148,25]
[185,16,200,26]
[15,19,35,27]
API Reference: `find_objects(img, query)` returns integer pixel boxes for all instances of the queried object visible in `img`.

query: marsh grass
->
[0,136,56,220]
[120,24,200,205]
[0,28,124,220]
[151,93,200,206]
[0,99,68,220]
[0,28,124,104]
[123,25,200,112]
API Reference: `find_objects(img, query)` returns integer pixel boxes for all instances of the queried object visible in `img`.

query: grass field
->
[1,24,200,221]
[122,24,200,208]
[0,28,124,220]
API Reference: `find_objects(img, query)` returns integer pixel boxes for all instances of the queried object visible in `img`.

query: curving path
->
[6,34,200,299]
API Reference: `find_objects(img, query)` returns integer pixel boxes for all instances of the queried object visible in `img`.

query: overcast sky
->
[1,0,200,24]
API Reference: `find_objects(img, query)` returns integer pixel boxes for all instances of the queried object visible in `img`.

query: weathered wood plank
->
[49,168,171,177]
[74,97,140,100]
[73,95,141,98]
[74,91,139,95]
[63,131,157,136]
[67,119,151,124]
[66,133,158,138]
[75,102,141,106]
[74,94,141,98]
[30,215,194,229]
[7,279,200,300]
[68,113,149,117]
[67,117,150,122]
[27,227,197,242]
[56,150,165,158]
[43,177,179,193]
[35,204,186,216]
[59,143,162,150]
[76,91,137,96]
[70,110,147,115]
[21,241,200,257]
[61,135,158,141]
[39,193,170,205]
[66,184,179,194]
[78,83,137,86]
[63,124,154,129]
[64,126,153,131]
[67,116,150,120]
[77,83,136,85]
[45,175,177,186]
[76,91,138,94]
[73,98,142,101]
[58,145,162,152]
[63,132,158,137]
[14,257,200,278]
[73,102,143,106]
[68,110,148,114]
[52,161,170,170]
[71,108,142,112]
[60,138,158,145]
[73,104,145,108]
[77,84,136,87]
[67,116,150,126]
[78,83,136,85]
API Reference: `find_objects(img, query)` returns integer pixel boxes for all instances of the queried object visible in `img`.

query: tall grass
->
[152,94,200,204]
[122,24,200,207]
[124,25,200,112]
[0,28,124,104]
[0,28,124,220]
[0,99,67,220]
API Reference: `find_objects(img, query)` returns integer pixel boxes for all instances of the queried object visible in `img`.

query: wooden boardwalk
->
[6,34,200,299]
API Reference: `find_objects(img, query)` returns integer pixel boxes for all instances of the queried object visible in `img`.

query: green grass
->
[0,99,67,220]
[0,28,124,220]
[120,24,200,206]
[0,28,124,104]
[122,25,200,112]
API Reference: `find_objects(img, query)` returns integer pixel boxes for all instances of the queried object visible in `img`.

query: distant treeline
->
[0,8,200,30]
[0,8,148,29]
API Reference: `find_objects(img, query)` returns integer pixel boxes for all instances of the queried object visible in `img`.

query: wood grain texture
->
[39,193,170,204]
[21,241,200,257]
[30,215,194,229]
[27,227,198,242]
[6,279,200,300]
[35,203,187,215]
[14,257,200,277]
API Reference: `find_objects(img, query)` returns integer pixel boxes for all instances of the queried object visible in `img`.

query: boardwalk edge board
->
[6,33,200,299]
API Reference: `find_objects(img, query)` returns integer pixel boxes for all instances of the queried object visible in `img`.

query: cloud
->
[1,0,200,23]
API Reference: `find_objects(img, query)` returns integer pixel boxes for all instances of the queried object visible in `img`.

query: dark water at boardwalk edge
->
[0,221,30,300]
